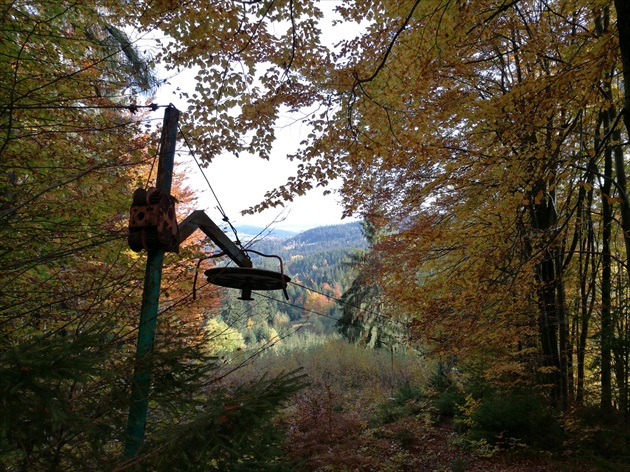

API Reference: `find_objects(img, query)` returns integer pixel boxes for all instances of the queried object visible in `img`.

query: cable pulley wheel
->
[204,267,290,301]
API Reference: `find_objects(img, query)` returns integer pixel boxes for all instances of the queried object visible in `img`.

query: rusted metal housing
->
[128,187,179,252]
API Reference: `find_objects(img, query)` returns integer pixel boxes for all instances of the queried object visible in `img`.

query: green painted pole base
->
[123,106,179,458]
[124,249,164,457]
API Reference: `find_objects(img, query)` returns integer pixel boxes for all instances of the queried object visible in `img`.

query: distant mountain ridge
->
[234,225,298,239]
[289,223,366,247]
[241,221,367,256]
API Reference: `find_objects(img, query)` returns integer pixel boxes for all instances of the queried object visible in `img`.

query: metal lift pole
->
[121,105,284,459]
[124,105,179,458]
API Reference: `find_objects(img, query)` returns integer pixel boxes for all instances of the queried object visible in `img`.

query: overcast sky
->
[147,10,364,232]
[149,81,352,232]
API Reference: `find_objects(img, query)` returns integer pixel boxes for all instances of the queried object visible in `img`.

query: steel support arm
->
[178,210,252,268]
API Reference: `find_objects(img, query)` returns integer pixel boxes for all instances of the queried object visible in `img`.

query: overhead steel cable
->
[177,125,245,250]
[287,280,410,328]
[4,103,163,112]
[252,291,340,323]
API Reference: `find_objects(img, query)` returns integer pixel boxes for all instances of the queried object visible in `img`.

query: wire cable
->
[6,103,163,112]
[287,280,410,328]
[253,291,341,323]
[145,136,161,190]
[177,125,245,249]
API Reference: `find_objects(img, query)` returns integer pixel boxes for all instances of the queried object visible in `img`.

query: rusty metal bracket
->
[177,210,252,268]
[129,205,160,227]
[128,187,179,253]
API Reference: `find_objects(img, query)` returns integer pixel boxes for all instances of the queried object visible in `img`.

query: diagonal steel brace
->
[178,210,252,268]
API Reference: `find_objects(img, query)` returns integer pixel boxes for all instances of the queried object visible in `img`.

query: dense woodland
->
[2,0,630,470]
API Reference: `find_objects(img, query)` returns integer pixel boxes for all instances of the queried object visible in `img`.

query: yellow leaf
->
[578,182,593,192]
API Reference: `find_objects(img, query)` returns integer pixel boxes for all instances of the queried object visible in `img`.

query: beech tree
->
[138,0,630,412]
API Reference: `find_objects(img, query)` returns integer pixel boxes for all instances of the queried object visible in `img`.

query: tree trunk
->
[530,180,565,407]
[613,266,629,420]
[613,0,630,137]
[600,119,614,417]
[557,267,569,410]
[576,208,596,405]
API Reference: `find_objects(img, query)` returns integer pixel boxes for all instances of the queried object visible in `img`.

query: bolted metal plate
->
[129,205,160,227]
[204,267,290,291]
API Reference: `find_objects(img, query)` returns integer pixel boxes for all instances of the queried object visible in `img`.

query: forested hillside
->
[239,221,366,255]
[212,222,367,344]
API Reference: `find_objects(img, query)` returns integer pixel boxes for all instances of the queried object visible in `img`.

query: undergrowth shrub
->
[233,337,431,470]
[217,336,439,470]
[282,387,376,471]
[433,387,465,420]
[237,337,429,401]
[370,382,427,426]
[456,388,564,452]
[562,405,630,461]
[422,357,467,422]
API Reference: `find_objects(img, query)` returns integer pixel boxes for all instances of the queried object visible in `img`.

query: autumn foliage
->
[4,0,630,468]
[143,0,630,414]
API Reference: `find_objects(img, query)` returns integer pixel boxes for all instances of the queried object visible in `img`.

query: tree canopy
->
[138,0,630,411]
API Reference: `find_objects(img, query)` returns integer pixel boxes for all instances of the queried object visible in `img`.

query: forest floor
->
[241,338,624,472]
[279,391,602,472]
